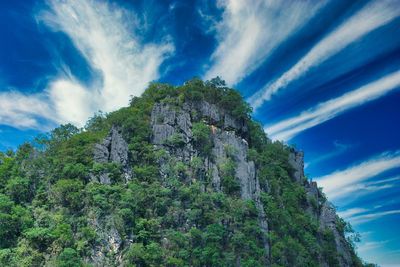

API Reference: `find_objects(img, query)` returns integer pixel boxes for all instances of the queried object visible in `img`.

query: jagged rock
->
[303,180,321,219]
[288,148,305,183]
[86,214,123,267]
[183,100,247,134]
[151,103,194,163]
[176,112,192,142]
[151,124,176,145]
[93,126,131,183]
[211,130,256,199]
[194,100,221,123]
[320,202,353,267]
[210,129,270,259]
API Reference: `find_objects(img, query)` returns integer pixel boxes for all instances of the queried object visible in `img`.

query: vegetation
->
[0,78,366,266]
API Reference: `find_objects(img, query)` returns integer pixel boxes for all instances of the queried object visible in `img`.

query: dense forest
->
[0,78,372,266]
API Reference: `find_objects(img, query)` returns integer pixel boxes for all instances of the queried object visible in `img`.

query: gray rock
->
[177,112,192,142]
[184,100,247,134]
[86,214,123,266]
[151,124,176,145]
[197,101,221,123]
[93,126,131,183]
[151,102,194,163]
[320,202,353,267]
[211,130,256,199]
[151,102,176,125]
[211,130,270,259]
[288,149,304,183]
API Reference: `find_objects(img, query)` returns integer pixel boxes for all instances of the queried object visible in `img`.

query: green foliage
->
[218,159,240,195]
[51,179,84,211]
[57,248,82,267]
[6,177,31,204]
[165,133,185,147]
[192,122,212,155]
[0,194,33,248]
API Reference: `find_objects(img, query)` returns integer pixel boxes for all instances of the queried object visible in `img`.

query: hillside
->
[0,78,368,266]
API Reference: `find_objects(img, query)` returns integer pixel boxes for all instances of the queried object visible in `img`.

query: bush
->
[57,248,82,267]
[192,122,212,156]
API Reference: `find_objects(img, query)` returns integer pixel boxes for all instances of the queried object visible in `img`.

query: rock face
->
[288,148,304,183]
[150,100,270,261]
[89,127,130,266]
[320,202,354,267]
[87,214,123,266]
[93,126,131,183]
[88,99,358,266]
[288,149,355,267]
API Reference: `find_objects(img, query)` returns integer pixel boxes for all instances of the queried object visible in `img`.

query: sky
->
[0,0,399,265]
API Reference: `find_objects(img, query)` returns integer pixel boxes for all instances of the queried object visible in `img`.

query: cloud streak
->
[249,0,400,109]
[0,91,55,129]
[0,0,174,129]
[315,151,400,200]
[264,70,400,141]
[204,0,326,85]
[350,209,400,225]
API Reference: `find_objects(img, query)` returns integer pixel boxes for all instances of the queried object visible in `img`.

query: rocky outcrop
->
[288,146,355,266]
[150,100,270,261]
[86,214,123,266]
[288,148,305,183]
[89,127,130,266]
[93,126,131,183]
[319,202,354,267]
[184,100,248,135]
[210,129,270,258]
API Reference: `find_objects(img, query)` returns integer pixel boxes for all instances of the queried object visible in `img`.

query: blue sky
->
[0,0,399,265]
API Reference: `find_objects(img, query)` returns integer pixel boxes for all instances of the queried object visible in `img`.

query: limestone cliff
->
[84,96,361,266]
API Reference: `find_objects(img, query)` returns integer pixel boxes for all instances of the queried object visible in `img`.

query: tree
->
[51,179,84,211]
[6,177,31,204]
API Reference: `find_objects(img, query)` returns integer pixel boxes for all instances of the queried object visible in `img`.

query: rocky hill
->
[0,78,368,266]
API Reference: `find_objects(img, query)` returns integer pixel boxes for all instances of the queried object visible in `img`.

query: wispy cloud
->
[249,0,400,109]
[204,0,326,85]
[315,150,400,200]
[357,240,388,253]
[338,208,369,220]
[350,209,400,225]
[264,70,400,141]
[316,175,398,203]
[0,91,56,129]
[0,0,174,129]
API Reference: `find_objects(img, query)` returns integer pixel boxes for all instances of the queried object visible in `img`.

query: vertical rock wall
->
[150,101,270,261]
[288,149,355,267]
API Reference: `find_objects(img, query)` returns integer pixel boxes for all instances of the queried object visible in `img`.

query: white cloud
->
[0,0,174,129]
[357,240,388,252]
[350,209,400,225]
[315,151,400,200]
[368,175,400,186]
[264,70,400,141]
[0,91,55,129]
[338,208,369,220]
[249,0,400,109]
[204,0,326,85]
